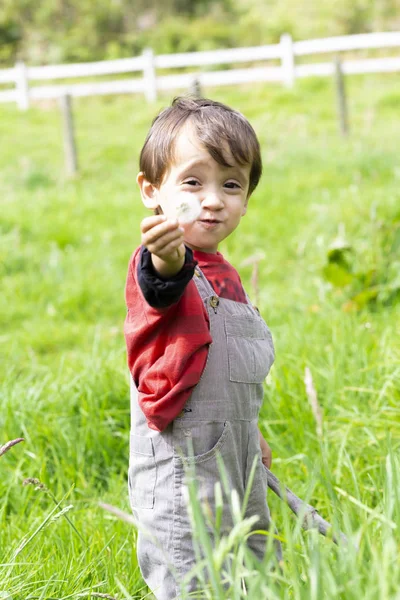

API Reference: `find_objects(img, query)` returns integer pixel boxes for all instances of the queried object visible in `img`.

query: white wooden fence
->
[1,31,400,110]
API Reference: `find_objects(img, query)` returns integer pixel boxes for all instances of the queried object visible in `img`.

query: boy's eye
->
[224,181,240,189]
[183,179,199,186]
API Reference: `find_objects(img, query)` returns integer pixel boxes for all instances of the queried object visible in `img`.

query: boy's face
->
[140,122,251,254]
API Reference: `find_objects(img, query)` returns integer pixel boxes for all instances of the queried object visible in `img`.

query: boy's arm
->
[138,246,196,309]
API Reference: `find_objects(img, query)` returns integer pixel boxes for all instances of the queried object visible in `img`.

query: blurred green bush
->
[1,0,400,67]
[323,211,400,310]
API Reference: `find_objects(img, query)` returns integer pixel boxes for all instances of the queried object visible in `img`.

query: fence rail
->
[0,31,399,109]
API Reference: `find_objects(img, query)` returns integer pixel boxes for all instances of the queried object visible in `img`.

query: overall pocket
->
[173,420,229,463]
[225,315,274,384]
[128,434,156,510]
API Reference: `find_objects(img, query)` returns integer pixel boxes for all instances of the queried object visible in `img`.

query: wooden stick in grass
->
[264,465,349,546]
[101,471,349,548]
[99,502,136,525]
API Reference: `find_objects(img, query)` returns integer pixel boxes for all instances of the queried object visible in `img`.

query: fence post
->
[189,77,202,98]
[143,48,157,103]
[334,56,349,136]
[59,94,78,177]
[15,61,30,110]
[280,33,295,88]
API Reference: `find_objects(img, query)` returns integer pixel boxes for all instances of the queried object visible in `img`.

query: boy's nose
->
[201,192,223,210]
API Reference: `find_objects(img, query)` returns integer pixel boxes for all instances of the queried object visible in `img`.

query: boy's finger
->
[262,455,272,469]
[141,216,181,235]
[145,238,184,260]
[143,221,183,245]
[143,227,184,251]
[154,239,185,260]
[140,215,166,233]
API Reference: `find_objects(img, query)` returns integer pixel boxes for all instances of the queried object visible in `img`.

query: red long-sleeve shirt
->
[124,246,247,431]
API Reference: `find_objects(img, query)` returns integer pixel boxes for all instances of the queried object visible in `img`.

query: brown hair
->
[139,96,262,197]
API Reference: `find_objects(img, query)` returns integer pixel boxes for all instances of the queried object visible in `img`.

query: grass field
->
[1,73,400,599]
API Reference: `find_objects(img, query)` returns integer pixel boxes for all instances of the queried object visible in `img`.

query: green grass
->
[1,73,399,598]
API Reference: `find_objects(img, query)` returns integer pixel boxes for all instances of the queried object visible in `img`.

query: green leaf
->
[351,287,379,308]
[323,263,354,287]
[327,237,352,264]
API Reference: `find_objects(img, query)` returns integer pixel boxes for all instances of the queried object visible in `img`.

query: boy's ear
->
[137,172,159,210]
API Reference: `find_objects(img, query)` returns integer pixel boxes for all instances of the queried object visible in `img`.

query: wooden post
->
[143,48,157,103]
[59,94,78,177]
[280,33,295,88]
[334,56,349,137]
[190,77,202,98]
[15,61,30,110]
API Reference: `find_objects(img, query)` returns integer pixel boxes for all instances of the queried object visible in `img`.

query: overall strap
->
[192,266,216,300]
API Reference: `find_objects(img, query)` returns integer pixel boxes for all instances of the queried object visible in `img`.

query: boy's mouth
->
[199,217,221,224]
[199,218,221,229]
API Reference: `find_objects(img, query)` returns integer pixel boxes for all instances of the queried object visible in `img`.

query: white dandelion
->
[158,191,201,224]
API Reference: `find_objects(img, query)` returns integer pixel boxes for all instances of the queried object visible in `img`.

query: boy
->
[124,97,275,599]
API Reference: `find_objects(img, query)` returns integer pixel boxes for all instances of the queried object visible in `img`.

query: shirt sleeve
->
[124,247,211,432]
[138,246,197,308]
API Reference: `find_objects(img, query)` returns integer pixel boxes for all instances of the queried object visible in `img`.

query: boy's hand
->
[258,429,272,469]
[141,215,186,278]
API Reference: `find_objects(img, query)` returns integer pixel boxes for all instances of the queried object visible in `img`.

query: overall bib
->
[128,267,275,599]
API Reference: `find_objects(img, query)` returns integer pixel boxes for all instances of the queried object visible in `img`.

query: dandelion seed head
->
[158,191,201,224]
[175,193,202,224]
[23,477,48,491]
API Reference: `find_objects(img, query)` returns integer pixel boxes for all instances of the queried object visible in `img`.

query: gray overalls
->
[128,266,275,599]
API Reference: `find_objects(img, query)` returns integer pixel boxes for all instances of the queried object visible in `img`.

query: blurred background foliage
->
[1,0,400,66]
